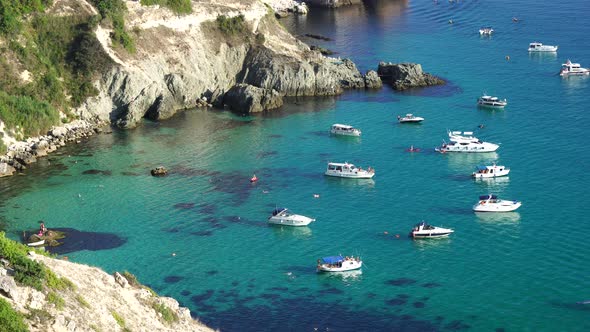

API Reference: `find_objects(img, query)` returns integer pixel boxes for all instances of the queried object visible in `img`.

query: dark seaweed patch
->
[231,281,239,286]
[256,151,278,159]
[260,293,281,300]
[422,282,442,288]
[444,320,471,330]
[191,230,213,236]
[82,169,112,175]
[181,290,191,296]
[191,290,215,305]
[386,278,417,286]
[366,292,377,298]
[268,134,282,138]
[174,202,195,209]
[270,287,288,292]
[319,287,343,295]
[164,276,184,283]
[413,301,425,308]
[121,171,141,176]
[206,270,218,276]
[199,204,217,214]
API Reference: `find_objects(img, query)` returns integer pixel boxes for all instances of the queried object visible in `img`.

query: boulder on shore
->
[0,162,16,177]
[223,83,283,114]
[377,62,445,90]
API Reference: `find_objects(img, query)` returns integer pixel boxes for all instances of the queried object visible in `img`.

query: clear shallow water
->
[2,0,590,330]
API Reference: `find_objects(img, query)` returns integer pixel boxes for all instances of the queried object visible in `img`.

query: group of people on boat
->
[317,256,360,269]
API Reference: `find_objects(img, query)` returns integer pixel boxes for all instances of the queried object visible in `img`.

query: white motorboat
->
[560,60,590,76]
[397,114,424,123]
[473,194,521,212]
[479,27,494,35]
[330,124,361,137]
[317,255,362,272]
[472,163,510,178]
[268,208,315,226]
[528,42,558,52]
[325,162,375,179]
[435,131,499,153]
[410,221,453,239]
[477,95,507,108]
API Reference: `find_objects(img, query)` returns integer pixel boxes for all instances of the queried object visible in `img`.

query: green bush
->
[47,292,65,310]
[216,14,245,35]
[0,297,28,332]
[76,294,90,308]
[46,269,76,291]
[90,0,135,52]
[0,0,52,35]
[0,138,6,154]
[140,0,192,14]
[111,310,126,328]
[0,91,60,137]
[122,271,139,287]
[152,301,178,324]
[0,232,46,290]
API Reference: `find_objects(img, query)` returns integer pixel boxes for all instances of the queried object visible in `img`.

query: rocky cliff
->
[76,0,368,126]
[1,251,213,332]
[377,62,445,90]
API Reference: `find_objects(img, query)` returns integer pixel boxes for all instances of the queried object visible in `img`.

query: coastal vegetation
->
[216,14,246,35]
[140,0,192,14]
[0,297,28,332]
[89,0,134,52]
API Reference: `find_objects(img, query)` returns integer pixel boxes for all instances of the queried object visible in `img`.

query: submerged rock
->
[151,166,168,176]
[377,62,445,90]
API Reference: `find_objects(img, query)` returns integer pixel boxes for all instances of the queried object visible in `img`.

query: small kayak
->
[27,239,45,247]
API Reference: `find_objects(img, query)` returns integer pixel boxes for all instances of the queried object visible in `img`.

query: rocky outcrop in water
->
[364,70,383,89]
[377,62,445,90]
[224,83,283,114]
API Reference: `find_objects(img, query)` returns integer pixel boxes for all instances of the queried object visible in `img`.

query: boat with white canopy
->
[330,124,362,137]
[528,42,558,52]
[325,162,375,178]
[473,194,521,212]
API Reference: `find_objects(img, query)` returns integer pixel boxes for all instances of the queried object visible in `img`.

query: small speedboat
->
[472,163,510,178]
[410,221,453,239]
[479,27,494,35]
[477,95,507,108]
[397,114,424,123]
[473,194,521,212]
[528,42,558,52]
[330,124,361,137]
[317,255,362,272]
[560,60,590,76]
[325,162,375,179]
[26,239,45,247]
[268,208,315,226]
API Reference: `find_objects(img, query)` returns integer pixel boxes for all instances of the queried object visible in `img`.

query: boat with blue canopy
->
[317,255,362,272]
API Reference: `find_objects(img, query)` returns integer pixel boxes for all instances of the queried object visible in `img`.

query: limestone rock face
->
[224,83,283,114]
[0,276,18,300]
[378,62,445,90]
[0,162,16,177]
[364,70,383,89]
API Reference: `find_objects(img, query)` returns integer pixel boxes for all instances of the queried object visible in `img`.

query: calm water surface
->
[2,0,589,330]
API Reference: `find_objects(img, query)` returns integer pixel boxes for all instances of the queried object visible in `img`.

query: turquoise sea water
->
[2,0,590,330]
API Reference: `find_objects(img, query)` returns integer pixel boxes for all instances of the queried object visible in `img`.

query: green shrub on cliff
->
[89,0,135,52]
[140,0,192,14]
[0,91,59,137]
[0,0,52,35]
[0,232,46,290]
[0,297,28,332]
[216,14,246,35]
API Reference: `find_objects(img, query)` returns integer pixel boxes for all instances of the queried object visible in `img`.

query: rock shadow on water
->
[386,278,417,286]
[45,228,125,255]
[398,77,462,98]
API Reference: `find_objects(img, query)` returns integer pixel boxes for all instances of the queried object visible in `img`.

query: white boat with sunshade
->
[317,255,362,272]
[330,124,361,137]
[325,162,375,178]
[268,208,315,226]
[560,60,590,76]
[528,42,558,52]
[435,131,499,153]
[410,221,454,239]
[477,95,507,108]
[472,163,510,178]
[473,194,521,212]
[397,114,424,123]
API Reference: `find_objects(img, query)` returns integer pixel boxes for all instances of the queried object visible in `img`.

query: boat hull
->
[325,171,375,179]
[399,119,424,123]
[268,215,315,226]
[472,170,510,178]
[330,129,361,137]
[473,201,521,212]
[318,261,362,272]
[27,240,45,247]
[412,232,452,238]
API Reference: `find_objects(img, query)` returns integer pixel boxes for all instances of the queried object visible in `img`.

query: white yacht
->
[472,163,510,178]
[330,124,361,137]
[479,27,494,35]
[317,255,362,272]
[325,162,375,178]
[477,95,507,108]
[435,131,499,153]
[473,194,521,212]
[268,208,315,226]
[560,60,590,76]
[528,42,558,52]
[397,114,424,123]
[410,221,454,239]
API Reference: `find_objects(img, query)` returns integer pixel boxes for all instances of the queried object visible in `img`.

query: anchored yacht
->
[435,131,499,153]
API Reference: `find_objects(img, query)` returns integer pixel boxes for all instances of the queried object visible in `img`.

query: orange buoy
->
[250,174,258,182]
